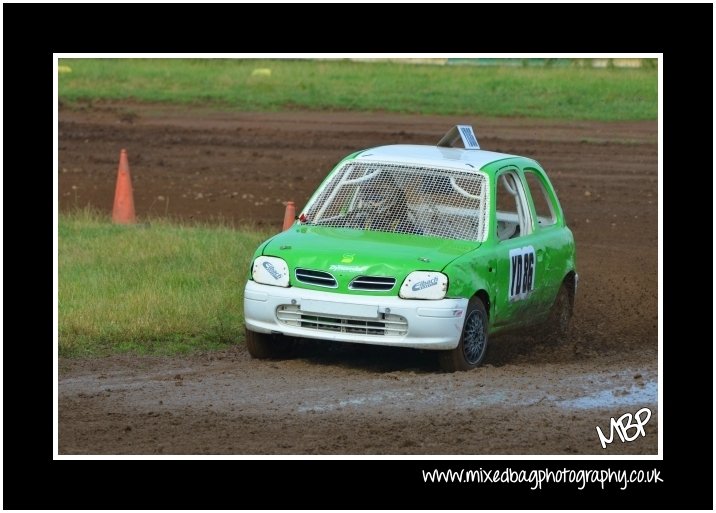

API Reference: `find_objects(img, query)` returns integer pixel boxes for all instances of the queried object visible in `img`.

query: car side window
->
[495,170,531,241]
[524,170,557,227]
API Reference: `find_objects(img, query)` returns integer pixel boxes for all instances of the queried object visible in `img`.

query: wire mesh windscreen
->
[302,161,489,241]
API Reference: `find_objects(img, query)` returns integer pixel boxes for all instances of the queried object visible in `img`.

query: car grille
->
[295,268,337,288]
[276,305,408,336]
[348,276,396,291]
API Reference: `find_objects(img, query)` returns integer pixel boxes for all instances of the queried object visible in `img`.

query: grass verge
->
[58,58,657,121]
[58,208,273,357]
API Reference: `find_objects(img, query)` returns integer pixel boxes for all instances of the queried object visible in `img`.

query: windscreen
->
[301,161,489,242]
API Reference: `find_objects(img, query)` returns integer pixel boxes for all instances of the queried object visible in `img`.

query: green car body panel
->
[244,127,577,363]
[258,227,479,295]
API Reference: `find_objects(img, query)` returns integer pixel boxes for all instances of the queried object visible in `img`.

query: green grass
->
[59,208,273,357]
[58,58,657,121]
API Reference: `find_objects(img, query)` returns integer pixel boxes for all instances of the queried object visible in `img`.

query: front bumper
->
[244,280,468,350]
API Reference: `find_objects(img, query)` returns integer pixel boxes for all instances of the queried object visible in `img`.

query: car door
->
[492,167,548,328]
[520,165,569,314]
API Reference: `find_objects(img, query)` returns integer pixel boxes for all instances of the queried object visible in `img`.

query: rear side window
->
[524,171,556,227]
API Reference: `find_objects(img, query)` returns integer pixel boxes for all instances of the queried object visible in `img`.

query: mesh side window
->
[302,161,490,242]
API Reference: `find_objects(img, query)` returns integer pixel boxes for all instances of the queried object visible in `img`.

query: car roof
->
[354,144,522,173]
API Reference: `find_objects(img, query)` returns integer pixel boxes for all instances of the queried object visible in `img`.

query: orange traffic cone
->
[282,201,296,230]
[112,149,136,224]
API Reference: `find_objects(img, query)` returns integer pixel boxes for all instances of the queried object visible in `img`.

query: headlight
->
[399,271,448,300]
[252,256,290,287]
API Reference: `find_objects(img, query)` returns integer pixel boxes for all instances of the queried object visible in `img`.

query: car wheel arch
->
[473,289,491,320]
[562,270,577,308]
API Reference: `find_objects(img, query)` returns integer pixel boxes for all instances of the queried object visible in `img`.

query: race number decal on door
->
[509,246,535,301]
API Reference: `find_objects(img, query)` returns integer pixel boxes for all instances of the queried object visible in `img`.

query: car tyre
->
[245,328,293,359]
[439,297,488,372]
[543,283,572,343]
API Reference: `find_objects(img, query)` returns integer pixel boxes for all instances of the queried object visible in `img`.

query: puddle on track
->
[557,380,657,410]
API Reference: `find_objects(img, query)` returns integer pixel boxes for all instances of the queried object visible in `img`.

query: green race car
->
[244,126,577,371]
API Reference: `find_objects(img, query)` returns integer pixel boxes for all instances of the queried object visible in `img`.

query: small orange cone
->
[282,201,296,230]
[112,149,136,224]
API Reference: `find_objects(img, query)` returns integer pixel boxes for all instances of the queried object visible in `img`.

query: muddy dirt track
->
[58,103,658,455]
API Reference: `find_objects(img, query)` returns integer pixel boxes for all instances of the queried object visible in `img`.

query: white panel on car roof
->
[356,145,515,171]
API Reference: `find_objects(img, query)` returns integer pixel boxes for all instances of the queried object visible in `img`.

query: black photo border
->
[3,2,711,510]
